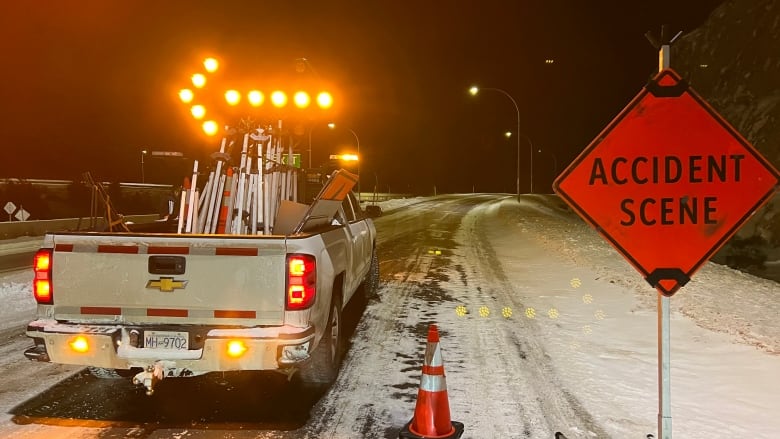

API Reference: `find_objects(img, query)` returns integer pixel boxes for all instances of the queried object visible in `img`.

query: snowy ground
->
[1,195,779,438]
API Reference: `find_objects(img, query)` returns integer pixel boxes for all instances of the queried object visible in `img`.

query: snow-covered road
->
[0,194,778,438]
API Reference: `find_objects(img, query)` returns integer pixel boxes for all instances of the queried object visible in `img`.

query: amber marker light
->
[69,336,89,353]
[202,120,219,136]
[226,340,248,358]
[191,105,206,119]
[271,90,287,108]
[294,91,310,108]
[203,57,219,73]
[316,91,333,109]
[248,90,264,107]
[179,89,194,103]
[225,89,241,106]
[192,73,206,88]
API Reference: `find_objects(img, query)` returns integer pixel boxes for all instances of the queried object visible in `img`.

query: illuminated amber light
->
[225,90,241,106]
[192,73,206,88]
[595,310,606,320]
[525,307,536,319]
[478,306,490,317]
[248,90,264,107]
[271,90,287,107]
[582,294,593,304]
[294,91,310,108]
[501,307,512,318]
[455,305,467,317]
[34,280,51,300]
[339,154,359,162]
[69,336,89,353]
[316,91,333,109]
[570,278,582,288]
[191,105,206,119]
[226,340,247,358]
[548,308,559,319]
[178,89,194,103]
[202,120,219,136]
[203,57,219,73]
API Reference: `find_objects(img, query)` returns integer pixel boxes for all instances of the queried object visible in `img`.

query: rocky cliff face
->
[673,0,780,273]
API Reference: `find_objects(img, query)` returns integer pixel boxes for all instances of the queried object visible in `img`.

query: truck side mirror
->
[365,205,382,218]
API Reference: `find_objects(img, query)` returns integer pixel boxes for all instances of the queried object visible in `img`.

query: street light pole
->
[140,150,147,183]
[469,86,532,195]
[346,128,361,202]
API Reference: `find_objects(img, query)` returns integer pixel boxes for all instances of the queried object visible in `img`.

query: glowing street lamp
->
[329,123,361,200]
[469,85,532,195]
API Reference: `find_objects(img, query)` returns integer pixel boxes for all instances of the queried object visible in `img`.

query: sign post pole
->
[658,40,673,439]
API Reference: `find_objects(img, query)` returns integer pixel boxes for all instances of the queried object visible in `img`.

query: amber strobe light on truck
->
[33,249,53,304]
[286,254,316,310]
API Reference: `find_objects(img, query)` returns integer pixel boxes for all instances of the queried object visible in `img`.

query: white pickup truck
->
[24,184,380,394]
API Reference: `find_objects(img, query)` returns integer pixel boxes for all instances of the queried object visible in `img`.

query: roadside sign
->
[553,69,780,296]
[3,201,15,215]
[281,153,301,168]
[15,207,30,222]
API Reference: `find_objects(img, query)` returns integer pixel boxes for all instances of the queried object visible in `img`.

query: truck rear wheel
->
[298,293,344,384]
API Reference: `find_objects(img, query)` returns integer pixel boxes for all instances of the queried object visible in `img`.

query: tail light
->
[286,254,316,310]
[33,249,53,304]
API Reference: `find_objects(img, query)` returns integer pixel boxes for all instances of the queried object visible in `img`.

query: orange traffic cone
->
[399,324,464,439]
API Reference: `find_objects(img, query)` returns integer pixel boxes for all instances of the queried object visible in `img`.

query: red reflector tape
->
[215,247,258,256]
[54,244,74,252]
[81,306,121,315]
[98,245,139,254]
[147,308,188,317]
[148,246,190,254]
[214,310,257,319]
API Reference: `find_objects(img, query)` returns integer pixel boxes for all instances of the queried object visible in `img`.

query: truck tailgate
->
[48,234,288,325]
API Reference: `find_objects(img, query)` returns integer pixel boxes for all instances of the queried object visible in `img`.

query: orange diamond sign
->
[553,69,779,296]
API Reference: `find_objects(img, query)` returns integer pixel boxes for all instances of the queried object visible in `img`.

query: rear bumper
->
[25,319,315,375]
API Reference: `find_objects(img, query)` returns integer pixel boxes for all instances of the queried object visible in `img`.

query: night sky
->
[0,1,723,194]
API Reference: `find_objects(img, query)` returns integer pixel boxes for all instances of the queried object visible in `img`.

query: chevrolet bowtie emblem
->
[146,277,187,292]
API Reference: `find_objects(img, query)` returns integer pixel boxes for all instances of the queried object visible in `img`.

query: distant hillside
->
[674,0,780,277]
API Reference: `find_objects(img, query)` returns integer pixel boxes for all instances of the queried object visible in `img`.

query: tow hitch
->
[133,362,166,395]
[132,360,192,395]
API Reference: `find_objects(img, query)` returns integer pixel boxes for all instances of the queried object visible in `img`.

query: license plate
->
[143,331,189,350]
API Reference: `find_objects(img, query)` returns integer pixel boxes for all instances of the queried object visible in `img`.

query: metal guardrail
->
[0,214,159,240]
